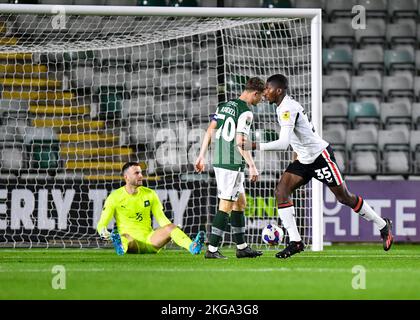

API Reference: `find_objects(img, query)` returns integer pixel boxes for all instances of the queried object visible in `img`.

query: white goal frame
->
[0,4,323,251]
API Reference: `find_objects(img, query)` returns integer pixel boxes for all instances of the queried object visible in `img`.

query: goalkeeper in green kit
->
[96,162,205,255]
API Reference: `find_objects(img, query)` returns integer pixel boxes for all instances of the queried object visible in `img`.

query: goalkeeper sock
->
[353,196,387,230]
[231,211,247,250]
[208,210,229,253]
[170,227,193,251]
[278,203,302,242]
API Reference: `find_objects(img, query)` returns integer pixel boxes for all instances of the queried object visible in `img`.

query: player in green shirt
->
[195,77,265,259]
[97,162,205,255]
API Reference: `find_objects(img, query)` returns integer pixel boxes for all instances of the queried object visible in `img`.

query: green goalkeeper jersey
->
[96,186,172,242]
[213,98,253,171]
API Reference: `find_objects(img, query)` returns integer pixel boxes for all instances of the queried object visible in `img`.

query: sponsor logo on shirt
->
[144,200,150,207]
[281,111,290,121]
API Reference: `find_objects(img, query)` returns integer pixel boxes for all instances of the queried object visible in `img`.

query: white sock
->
[237,243,247,250]
[278,206,302,242]
[208,245,218,253]
[354,197,386,230]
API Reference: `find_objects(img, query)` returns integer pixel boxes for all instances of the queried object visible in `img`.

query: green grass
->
[1,244,420,300]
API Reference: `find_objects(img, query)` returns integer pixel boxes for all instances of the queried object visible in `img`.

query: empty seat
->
[414,77,420,98]
[415,50,420,75]
[382,75,414,102]
[254,151,281,174]
[323,23,355,47]
[355,21,386,48]
[25,138,60,171]
[322,48,353,73]
[357,0,387,18]
[323,100,349,130]
[380,101,412,131]
[322,74,351,99]
[351,74,382,100]
[96,86,124,120]
[323,128,347,171]
[384,49,415,74]
[0,143,24,172]
[388,0,418,20]
[412,103,420,129]
[410,130,420,173]
[352,47,384,74]
[348,101,380,130]
[386,23,416,47]
[325,0,355,20]
[378,130,410,174]
[346,129,379,174]
[129,119,154,145]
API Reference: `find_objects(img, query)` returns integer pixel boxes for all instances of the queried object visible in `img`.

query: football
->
[262,224,284,246]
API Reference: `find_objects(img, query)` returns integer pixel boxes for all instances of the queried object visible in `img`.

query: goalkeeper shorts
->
[122,232,161,254]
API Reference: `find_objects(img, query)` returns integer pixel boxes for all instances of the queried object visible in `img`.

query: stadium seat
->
[412,103,420,129]
[384,49,415,75]
[348,101,380,130]
[294,0,325,9]
[322,48,353,73]
[128,119,154,146]
[382,75,414,102]
[346,129,379,174]
[323,23,355,48]
[354,20,386,48]
[323,100,349,131]
[357,0,387,18]
[26,139,60,171]
[254,151,281,175]
[352,47,384,75]
[380,101,412,132]
[0,143,24,173]
[323,128,346,172]
[388,0,418,20]
[386,23,417,48]
[410,130,420,173]
[122,97,154,118]
[325,0,355,20]
[73,0,105,4]
[96,86,124,120]
[378,130,410,174]
[415,50,420,75]
[322,74,351,100]
[262,0,292,8]
[168,0,199,6]
[414,77,420,99]
[351,74,382,100]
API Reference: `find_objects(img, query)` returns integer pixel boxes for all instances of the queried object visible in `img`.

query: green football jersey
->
[213,99,253,171]
[96,186,172,242]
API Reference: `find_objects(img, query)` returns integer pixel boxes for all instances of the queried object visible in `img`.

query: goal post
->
[0,4,322,250]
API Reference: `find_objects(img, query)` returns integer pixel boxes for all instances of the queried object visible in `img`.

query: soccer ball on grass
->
[262,224,284,246]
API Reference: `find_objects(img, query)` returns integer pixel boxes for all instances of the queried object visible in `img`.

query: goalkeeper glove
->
[99,227,111,241]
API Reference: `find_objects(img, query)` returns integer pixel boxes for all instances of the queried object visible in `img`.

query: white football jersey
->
[276,95,328,164]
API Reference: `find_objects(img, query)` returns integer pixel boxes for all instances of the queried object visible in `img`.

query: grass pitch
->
[1,244,419,300]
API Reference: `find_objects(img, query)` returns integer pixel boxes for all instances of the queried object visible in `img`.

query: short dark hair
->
[267,74,288,91]
[122,161,140,175]
[245,77,265,92]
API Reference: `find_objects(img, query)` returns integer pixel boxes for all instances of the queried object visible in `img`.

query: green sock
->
[209,210,229,248]
[231,211,246,246]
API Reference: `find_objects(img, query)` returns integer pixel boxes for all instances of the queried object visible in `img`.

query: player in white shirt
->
[247,74,393,258]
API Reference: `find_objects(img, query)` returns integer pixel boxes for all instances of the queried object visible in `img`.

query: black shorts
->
[285,145,344,187]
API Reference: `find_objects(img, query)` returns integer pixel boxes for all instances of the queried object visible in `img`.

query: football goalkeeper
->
[96,162,205,255]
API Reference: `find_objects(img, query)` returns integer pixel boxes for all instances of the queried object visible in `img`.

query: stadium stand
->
[1,0,420,181]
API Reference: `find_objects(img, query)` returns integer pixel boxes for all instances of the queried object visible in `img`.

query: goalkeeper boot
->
[380,218,394,251]
[189,231,205,255]
[275,241,305,259]
[205,249,227,259]
[110,229,125,256]
[236,246,263,258]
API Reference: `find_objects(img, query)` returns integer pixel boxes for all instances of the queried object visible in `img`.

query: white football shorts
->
[213,167,245,201]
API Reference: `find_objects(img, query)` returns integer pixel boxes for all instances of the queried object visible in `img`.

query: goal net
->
[0,5,322,250]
